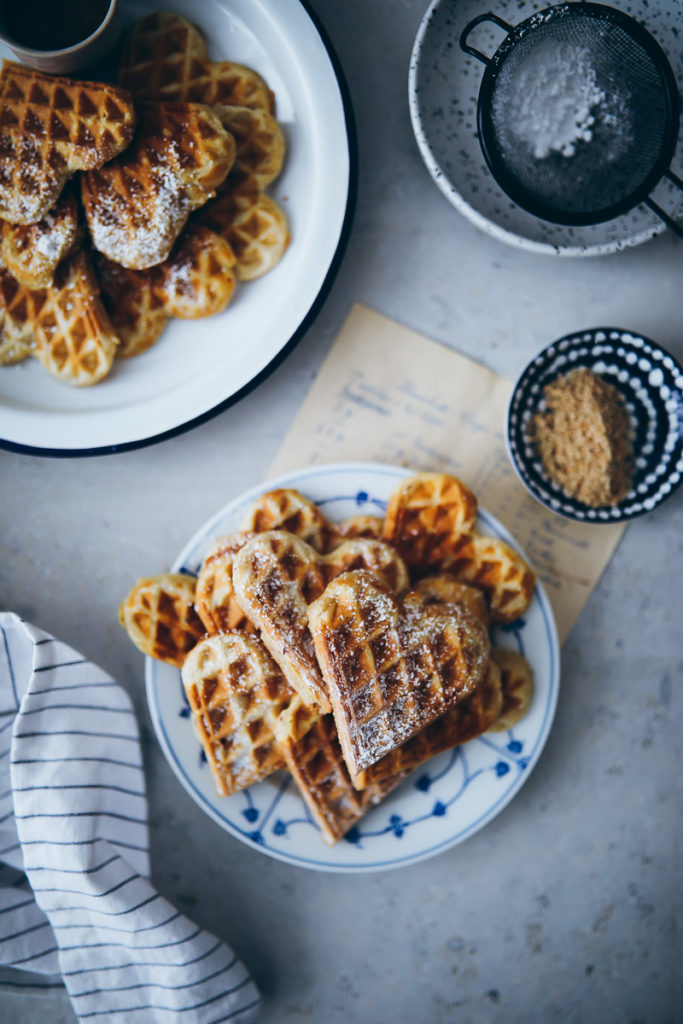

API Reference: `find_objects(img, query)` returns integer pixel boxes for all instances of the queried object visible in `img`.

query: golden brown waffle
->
[0,266,34,364]
[241,488,337,553]
[119,573,205,668]
[0,185,81,289]
[157,225,236,319]
[94,253,168,359]
[0,250,119,386]
[353,657,504,789]
[232,531,330,711]
[448,533,536,625]
[214,105,285,194]
[308,569,491,777]
[95,225,237,357]
[383,472,478,573]
[81,101,235,270]
[0,61,136,225]
[181,632,293,796]
[119,13,275,113]
[412,575,489,627]
[322,538,409,594]
[333,515,385,544]
[275,699,407,844]
[200,494,389,643]
[489,648,535,731]
[196,187,289,281]
[232,532,411,713]
[195,533,258,636]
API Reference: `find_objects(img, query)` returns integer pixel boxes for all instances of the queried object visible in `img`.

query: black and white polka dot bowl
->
[506,328,683,523]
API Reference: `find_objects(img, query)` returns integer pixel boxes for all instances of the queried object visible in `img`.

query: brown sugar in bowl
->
[506,328,683,523]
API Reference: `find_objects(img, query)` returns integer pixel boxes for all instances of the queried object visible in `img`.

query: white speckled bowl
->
[408,0,683,256]
[506,329,683,522]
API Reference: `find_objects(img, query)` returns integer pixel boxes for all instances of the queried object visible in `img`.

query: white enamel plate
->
[146,462,561,872]
[0,0,353,454]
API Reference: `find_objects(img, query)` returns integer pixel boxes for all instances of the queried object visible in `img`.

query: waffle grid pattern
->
[310,571,491,776]
[0,61,135,224]
[276,704,404,844]
[182,633,292,796]
[119,573,205,668]
[448,533,537,625]
[384,472,478,571]
[0,250,119,385]
[195,533,258,636]
[81,102,234,270]
[119,12,275,112]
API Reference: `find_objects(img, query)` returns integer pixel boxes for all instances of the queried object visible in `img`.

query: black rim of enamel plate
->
[473,2,680,227]
[506,328,683,523]
[0,0,359,459]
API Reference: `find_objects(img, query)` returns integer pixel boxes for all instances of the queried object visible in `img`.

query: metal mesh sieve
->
[461,3,681,230]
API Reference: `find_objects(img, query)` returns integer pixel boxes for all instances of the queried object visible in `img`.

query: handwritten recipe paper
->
[270,304,625,643]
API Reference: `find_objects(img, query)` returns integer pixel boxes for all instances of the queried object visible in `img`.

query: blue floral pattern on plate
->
[147,463,560,872]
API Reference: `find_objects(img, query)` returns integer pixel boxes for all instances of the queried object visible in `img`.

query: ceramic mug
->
[0,0,120,74]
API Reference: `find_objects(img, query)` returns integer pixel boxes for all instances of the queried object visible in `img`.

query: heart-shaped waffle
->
[214,105,285,195]
[412,575,489,627]
[488,648,535,731]
[181,632,293,796]
[119,13,275,113]
[240,490,388,553]
[196,499,398,638]
[308,570,491,777]
[383,472,478,573]
[274,699,407,845]
[0,249,119,386]
[156,226,236,319]
[352,656,504,789]
[332,515,385,545]
[0,184,81,289]
[447,533,536,625]
[195,533,259,637]
[95,225,237,357]
[196,186,289,281]
[81,101,235,270]
[119,573,205,668]
[232,531,410,712]
[241,488,338,554]
[0,61,136,225]
[94,253,167,359]
[0,268,34,364]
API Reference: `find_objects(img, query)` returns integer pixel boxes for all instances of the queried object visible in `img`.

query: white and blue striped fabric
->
[0,612,260,1023]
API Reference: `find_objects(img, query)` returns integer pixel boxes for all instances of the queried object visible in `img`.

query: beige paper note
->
[270,304,625,643]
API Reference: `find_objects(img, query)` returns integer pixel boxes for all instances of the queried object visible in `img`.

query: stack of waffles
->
[120,472,537,845]
[0,12,289,384]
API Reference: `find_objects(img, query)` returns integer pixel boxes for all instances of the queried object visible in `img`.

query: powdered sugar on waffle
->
[311,571,492,772]
[34,212,74,261]
[87,164,188,269]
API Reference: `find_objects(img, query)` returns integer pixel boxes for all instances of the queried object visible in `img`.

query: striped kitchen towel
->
[0,612,260,1023]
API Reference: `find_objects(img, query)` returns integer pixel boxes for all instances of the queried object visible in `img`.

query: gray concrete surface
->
[1,1,681,1021]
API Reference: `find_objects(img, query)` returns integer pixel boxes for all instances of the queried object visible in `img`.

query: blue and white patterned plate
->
[506,329,683,523]
[146,463,560,872]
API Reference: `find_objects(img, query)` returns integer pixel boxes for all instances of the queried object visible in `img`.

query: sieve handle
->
[642,172,683,241]
[643,197,683,241]
[459,12,514,65]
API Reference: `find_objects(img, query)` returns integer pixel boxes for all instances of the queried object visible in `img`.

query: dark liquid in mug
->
[0,0,110,51]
